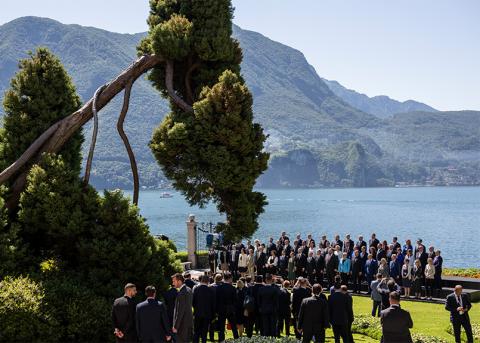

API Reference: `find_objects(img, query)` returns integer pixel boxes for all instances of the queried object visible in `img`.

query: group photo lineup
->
[0,0,478,343]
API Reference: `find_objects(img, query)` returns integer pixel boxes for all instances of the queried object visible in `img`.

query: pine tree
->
[1,48,83,174]
[139,0,269,240]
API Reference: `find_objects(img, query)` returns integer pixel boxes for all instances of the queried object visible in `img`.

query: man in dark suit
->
[257,273,280,337]
[297,284,330,343]
[136,285,172,343]
[295,248,307,278]
[328,286,351,343]
[380,291,413,343]
[278,280,292,337]
[315,249,326,286]
[445,285,474,343]
[208,274,223,341]
[183,271,197,289]
[192,274,215,343]
[369,233,379,249]
[292,277,312,339]
[246,275,264,337]
[325,248,339,287]
[162,286,178,328]
[256,246,267,277]
[306,251,317,285]
[364,254,378,293]
[172,273,193,343]
[216,272,239,341]
[351,250,363,293]
[112,283,138,342]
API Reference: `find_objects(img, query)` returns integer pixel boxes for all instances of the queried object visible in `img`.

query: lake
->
[125,187,480,268]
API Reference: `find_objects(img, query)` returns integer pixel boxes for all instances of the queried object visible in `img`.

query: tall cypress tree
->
[1,47,83,174]
[139,0,269,240]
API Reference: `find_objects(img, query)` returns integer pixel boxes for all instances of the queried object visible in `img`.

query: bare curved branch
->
[0,54,164,187]
[116,80,140,205]
[83,84,106,186]
[165,60,193,113]
[185,61,200,105]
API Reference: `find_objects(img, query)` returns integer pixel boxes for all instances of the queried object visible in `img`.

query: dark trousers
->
[332,324,349,343]
[308,273,316,285]
[316,273,325,286]
[217,312,238,341]
[193,316,210,343]
[277,315,291,336]
[262,313,277,337]
[452,317,473,343]
[425,278,434,297]
[327,271,336,287]
[372,300,381,317]
[302,329,326,343]
[340,273,349,286]
[208,319,216,341]
[294,315,302,339]
[352,273,362,292]
[245,315,255,337]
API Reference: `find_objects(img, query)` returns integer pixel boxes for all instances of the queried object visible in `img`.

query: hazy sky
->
[1,0,479,111]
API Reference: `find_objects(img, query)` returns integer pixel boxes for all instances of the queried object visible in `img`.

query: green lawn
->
[223,295,479,342]
[351,295,479,341]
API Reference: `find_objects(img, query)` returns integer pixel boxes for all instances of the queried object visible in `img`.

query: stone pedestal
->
[187,214,197,268]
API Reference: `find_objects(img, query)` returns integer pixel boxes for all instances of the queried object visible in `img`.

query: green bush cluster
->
[351,314,449,343]
[443,268,480,279]
[446,323,480,342]
[0,47,181,341]
[225,337,300,343]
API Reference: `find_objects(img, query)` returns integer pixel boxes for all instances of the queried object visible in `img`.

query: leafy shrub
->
[411,334,448,343]
[225,337,300,342]
[175,251,189,262]
[351,314,382,340]
[443,268,480,279]
[446,323,480,342]
[42,275,112,342]
[351,314,448,343]
[0,276,59,342]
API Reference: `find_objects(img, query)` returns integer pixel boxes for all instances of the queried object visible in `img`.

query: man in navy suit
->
[445,285,474,343]
[136,285,171,343]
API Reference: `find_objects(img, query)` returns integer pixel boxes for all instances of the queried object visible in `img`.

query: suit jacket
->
[185,278,197,289]
[173,285,193,335]
[292,287,311,318]
[192,284,216,319]
[298,295,330,333]
[380,305,413,343]
[325,254,339,273]
[351,255,363,275]
[136,299,171,343]
[445,292,472,323]
[315,254,326,274]
[278,287,291,317]
[112,296,137,341]
[328,291,351,326]
[306,256,316,275]
[216,282,237,315]
[257,284,280,315]
[364,259,378,277]
[162,287,178,325]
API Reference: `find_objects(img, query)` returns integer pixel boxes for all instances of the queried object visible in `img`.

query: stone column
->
[187,214,197,268]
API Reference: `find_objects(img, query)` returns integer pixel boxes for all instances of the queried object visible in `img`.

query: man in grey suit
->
[172,273,193,342]
[380,291,413,343]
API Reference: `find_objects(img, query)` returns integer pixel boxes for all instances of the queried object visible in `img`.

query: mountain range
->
[1,17,479,189]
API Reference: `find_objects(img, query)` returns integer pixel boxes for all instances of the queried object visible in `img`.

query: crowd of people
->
[208,232,444,300]
[111,232,475,343]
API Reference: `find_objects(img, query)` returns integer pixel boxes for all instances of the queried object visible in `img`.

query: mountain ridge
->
[1,16,479,189]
